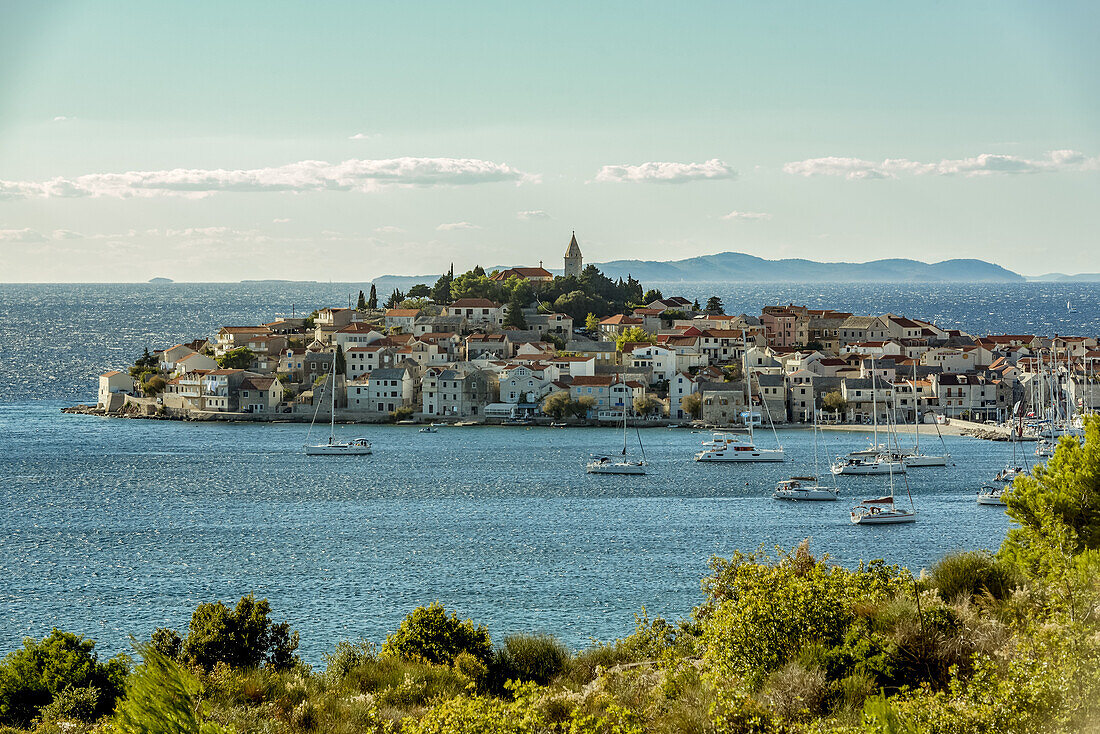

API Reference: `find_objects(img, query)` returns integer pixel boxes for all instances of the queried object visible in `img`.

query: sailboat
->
[304,351,372,455]
[695,334,785,462]
[587,397,647,474]
[832,376,905,475]
[774,396,839,501]
[850,460,916,524]
[900,368,950,467]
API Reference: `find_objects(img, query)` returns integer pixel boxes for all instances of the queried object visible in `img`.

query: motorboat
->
[695,435,785,462]
[419,426,438,433]
[773,477,839,501]
[977,484,1007,506]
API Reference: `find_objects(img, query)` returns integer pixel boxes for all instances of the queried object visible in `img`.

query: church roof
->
[565,231,582,258]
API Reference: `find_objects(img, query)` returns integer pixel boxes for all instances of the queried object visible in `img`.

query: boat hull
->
[304,444,373,456]
[831,463,906,475]
[903,455,948,467]
[773,489,839,501]
[850,510,916,524]
[587,463,647,475]
[695,451,785,463]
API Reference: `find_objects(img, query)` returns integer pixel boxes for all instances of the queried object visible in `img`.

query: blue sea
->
[1,281,1097,664]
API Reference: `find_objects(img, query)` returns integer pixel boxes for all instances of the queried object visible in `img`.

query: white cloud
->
[272,218,291,223]
[348,132,379,140]
[0,228,47,242]
[783,150,1100,180]
[375,225,405,233]
[52,116,70,122]
[595,158,736,184]
[51,228,85,239]
[721,210,772,220]
[517,210,552,220]
[0,157,536,200]
[436,221,481,231]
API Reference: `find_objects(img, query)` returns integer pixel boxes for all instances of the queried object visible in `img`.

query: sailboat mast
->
[329,349,336,442]
[742,329,752,439]
[871,374,879,447]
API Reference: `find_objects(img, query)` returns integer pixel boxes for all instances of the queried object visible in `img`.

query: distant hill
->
[148,277,174,284]
[372,252,1025,289]
[594,253,1025,283]
[1029,272,1100,282]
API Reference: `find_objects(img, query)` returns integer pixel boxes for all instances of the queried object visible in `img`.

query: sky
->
[1,1,1098,282]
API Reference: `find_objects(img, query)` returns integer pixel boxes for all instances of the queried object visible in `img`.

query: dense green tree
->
[407,283,432,299]
[633,394,663,417]
[1001,416,1100,581]
[0,629,129,727]
[642,289,664,304]
[431,273,453,305]
[384,289,405,309]
[681,393,702,419]
[585,313,601,333]
[553,291,601,323]
[572,396,596,419]
[180,594,299,670]
[356,290,367,310]
[822,390,847,414]
[692,298,701,311]
[382,602,493,666]
[142,374,167,397]
[367,284,378,309]
[660,309,688,322]
[216,347,254,370]
[335,344,346,375]
[704,296,725,315]
[504,290,528,329]
[615,326,656,351]
[541,391,573,419]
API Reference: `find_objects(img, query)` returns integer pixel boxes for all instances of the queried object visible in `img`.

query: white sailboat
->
[695,336,784,462]
[900,369,950,467]
[976,484,1007,506]
[774,400,839,501]
[587,400,647,475]
[851,460,916,524]
[832,376,905,475]
[304,351,372,456]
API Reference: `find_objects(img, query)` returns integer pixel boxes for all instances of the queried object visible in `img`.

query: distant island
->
[1028,272,1100,282]
[371,251,1026,291]
[147,277,174,284]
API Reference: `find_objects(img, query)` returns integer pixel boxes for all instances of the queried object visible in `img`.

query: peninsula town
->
[87,233,1100,429]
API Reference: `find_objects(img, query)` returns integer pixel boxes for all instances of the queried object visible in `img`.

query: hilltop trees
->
[704,295,725,315]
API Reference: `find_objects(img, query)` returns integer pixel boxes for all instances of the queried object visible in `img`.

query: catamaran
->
[304,351,372,456]
[774,400,839,501]
[587,401,647,475]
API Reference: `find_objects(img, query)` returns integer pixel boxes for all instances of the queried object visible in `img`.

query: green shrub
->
[181,594,299,670]
[150,627,183,661]
[0,629,129,727]
[114,645,229,734]
[382,603,492,666]
[324,638,376,684]
[492,633,570,688]
[760,662,826,719]
[37,685,100,724]
[699,542,909,688]
[928,551,1019,602]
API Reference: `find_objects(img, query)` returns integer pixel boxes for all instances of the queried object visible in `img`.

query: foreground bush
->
[926,551,1019,602]
[492,633,570,688]
[168,594,298,671]
[0,629,128,727]
[383,603,493,666]
[114,645,229,734]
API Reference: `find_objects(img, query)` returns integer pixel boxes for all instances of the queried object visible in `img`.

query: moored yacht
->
[976,484,1007,506]
[304,353,372,456]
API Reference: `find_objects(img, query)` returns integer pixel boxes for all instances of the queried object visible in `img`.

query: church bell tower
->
[564,231,583,278]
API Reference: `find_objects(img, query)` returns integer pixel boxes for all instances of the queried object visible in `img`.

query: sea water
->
[0,281,1093,662]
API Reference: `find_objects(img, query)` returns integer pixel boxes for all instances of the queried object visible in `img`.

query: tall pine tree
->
[368,284,378,309]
